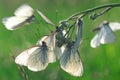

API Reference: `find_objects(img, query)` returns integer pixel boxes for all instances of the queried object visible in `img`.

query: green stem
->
[67,3,120,20]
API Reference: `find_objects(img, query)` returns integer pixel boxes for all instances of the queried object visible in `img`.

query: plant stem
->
[67,3,120,20]
[12,56,28,80]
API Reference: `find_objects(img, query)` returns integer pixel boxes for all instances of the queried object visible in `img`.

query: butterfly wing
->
[54,45,65,59]
[74,19,83,50]
[60,46,83,77]
[27,45,49,71]
[47,49,56,63]
[109,22,120,31]
[14,4,34,24]
[90,30,103,48]
[47,33,56,63]
[14,4,34,17]
[100,24,115,44]
[37,33,56,63]
[2,16,26,30]
[15,46,39,66]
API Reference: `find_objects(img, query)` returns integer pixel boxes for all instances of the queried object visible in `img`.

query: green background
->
[0,0,120,80]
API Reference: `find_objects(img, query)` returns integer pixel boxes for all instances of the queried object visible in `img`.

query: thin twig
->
[67,3,120,21]
[97,7,112,16]
[90,7,112,20]
[64,21,76,38]
[12,56,29,80]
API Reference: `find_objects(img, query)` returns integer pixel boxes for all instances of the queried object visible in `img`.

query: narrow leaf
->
[36,9,55,26]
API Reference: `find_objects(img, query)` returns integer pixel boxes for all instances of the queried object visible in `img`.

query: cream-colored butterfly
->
[91,21,116,48]
[2,4,34,30]
[60,19,83,77]
[15,32,56,71]
[36,32,56,63]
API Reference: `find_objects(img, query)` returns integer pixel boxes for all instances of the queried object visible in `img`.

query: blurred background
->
[0,0,120,80]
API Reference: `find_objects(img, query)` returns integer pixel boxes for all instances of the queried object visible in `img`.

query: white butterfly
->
[15,32,56,71]
[15,42,49,71]
[2,4,34,30]
[54,28,68,59]
[74,18,83,50]
[37,32,56,63]
[91,21,116,48]
[60,19,83,77]
[60,43,83,77]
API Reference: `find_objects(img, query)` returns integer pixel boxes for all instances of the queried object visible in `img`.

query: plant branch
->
[90,7,112,20]
[66,3,120,21]
[17,64,29,80]
[12,56,29,80]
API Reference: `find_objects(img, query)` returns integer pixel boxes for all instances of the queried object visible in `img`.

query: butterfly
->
[36,32,56,63]
[15,32,56,71]
[2,4,34,30]
[60,43,83,77]
[60,19,83,77]
[91,21,116,48]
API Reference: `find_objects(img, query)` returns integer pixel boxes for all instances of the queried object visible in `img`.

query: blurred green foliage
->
[0,0,120,80]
